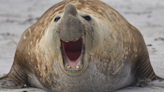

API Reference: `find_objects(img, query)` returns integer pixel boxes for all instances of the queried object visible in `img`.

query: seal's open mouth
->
[62,38,83,68]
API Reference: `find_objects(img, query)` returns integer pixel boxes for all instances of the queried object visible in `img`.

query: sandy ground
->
[0,0,164,92]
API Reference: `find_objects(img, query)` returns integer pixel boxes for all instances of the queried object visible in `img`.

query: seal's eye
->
[82,15,91,21]
[54,17,60,22]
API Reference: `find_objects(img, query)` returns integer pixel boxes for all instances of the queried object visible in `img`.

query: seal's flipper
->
[0,64,27,88]
[136,59,156,80]
[0,76,22,88]
[136,52,164,87]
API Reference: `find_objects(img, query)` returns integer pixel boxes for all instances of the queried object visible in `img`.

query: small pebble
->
[147,44,152,46]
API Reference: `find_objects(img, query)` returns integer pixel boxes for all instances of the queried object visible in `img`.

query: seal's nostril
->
[82,16,91,21]
[54,17,61,22]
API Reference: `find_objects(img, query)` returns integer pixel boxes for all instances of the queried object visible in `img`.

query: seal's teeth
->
[76,65,79,69]
[67,65,71,69]
[65,41,69,42]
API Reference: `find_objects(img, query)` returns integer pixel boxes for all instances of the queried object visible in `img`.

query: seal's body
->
[0,0,162,92]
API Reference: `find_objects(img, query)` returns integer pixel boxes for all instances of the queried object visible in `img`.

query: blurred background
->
[0,0,164,91]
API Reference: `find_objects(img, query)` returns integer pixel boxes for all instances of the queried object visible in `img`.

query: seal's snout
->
[58,4,83,42]
[58,4,85,73]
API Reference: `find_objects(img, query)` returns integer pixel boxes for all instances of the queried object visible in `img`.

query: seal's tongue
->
[62,39,82,65]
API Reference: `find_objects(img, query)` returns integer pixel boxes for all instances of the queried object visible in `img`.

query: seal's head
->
[44,3,100,74]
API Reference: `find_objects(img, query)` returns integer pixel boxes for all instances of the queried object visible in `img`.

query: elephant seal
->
[0,0,163,92]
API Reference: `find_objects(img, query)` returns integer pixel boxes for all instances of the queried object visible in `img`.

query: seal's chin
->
[61,38,84,73]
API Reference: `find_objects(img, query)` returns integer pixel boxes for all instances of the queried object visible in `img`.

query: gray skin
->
[0,0,163,92]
